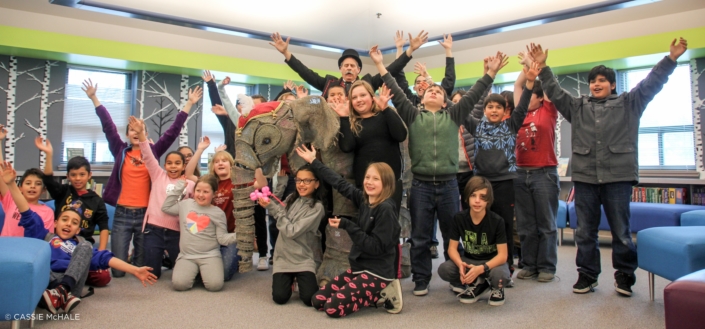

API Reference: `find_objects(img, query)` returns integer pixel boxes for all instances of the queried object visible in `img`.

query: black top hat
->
[338,49,362,69]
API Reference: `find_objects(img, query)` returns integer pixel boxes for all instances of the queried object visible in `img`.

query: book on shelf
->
[630,187,690,205]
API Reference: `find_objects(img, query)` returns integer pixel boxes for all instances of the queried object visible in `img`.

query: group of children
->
[0,31,688,318]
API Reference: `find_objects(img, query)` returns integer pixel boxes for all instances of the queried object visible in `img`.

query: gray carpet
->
[2,231,669,329]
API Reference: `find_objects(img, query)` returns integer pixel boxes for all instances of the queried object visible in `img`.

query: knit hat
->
[338,49,362,69]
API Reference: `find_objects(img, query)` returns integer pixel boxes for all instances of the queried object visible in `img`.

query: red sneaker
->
[63,293,81,313]
[41,286,68,315]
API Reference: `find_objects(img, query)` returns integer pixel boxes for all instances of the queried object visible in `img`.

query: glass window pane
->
[638,133,659,166]
[95,142,114,163]
[662,132,695,166]
[627,65,692,128]
[62,142,93,163]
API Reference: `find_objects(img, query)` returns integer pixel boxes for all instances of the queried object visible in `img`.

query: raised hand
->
[269,32,290,56]
[133,267,158,286]
[0,124,7,140]
[197,136,211,151]
[524,62,541,82]
[394,30,406,49]
[373,84,393,111]
[283,80,296,91]
[211,104,227,116]
[669,37,688,61]
[202,70,214,83]
[528,43,548,66]
[329,98,350,117]
[34,136,53,155]
[222,76,231,85]
[483,57,489,76]
[413,62,429,78]
[486,51,509,77]
[294,144,317,164]
[369,45,384,65]
[408,30,429,51]
[81,79,98,98]
[0,161,16,185]
[215,144,227,153]
[128,116,145,135]
[438,33,453,50]
[188,86,203,104]
[518,51,533,68]
[295,85,308,98]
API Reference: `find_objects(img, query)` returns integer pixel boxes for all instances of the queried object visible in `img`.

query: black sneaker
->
[457,279,490,304]
[614,272,636,297]
[573,273,598,294]
[413,281,429,296]
[488,288,505,306]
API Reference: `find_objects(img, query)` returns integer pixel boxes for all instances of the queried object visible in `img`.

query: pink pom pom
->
[250,192,258,201]
[256,192,263,198]
[262,186,270,195]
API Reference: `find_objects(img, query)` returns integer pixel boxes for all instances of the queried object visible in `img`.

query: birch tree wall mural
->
[691,58,705,172]
[24,61,64,170]
[0,57,42,164]
[136,71,202,158]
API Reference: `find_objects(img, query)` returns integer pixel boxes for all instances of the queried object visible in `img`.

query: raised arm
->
[83,79,126,157]
[449,52,507,126]
[130,116,163,180]
[508,63,540,133]
[375,85,408,143]
[35,137,66,200]
[217,77,240,123]
[185,137,210,182]
[530,43,581,122]
[270,32,328,91]
[626,38,686,115]
[372,46,419,126]
[203,71,223,106]
[296,145,364,207]
[438,34,456,96]
[367,31,427,90]
[152,86,201,156]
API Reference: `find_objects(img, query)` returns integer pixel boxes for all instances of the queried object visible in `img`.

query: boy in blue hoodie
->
[1,162,157,315]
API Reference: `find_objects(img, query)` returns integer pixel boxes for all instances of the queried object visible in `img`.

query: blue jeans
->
[574,181,637,278]
[409,178,460,283]
[143,224,180,279]
[514,167,559,274]
[221,243,240,281]
[111,206,146,277]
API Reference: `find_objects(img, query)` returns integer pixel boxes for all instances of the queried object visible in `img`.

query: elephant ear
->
[288,95,340,172]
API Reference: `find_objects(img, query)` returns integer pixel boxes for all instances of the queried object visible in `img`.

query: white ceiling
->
[89,0,612,50]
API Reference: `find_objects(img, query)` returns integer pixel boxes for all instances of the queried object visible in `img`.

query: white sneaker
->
[257,257,269,271]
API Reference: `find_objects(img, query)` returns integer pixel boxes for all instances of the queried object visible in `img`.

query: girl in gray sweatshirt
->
[257,164,325,306]
[162,175,237,292]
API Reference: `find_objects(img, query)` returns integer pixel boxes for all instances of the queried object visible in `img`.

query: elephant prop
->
[230,96,357,277]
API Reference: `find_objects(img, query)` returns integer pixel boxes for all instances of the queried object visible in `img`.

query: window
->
[62,67,132,163]
[493,83,514,94]
[620,64,694,169]
[200,82,251,166]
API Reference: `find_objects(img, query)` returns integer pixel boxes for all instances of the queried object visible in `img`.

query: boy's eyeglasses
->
[294,178,317,185]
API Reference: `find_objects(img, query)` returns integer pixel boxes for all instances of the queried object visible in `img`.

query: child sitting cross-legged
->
[437,176,511,306]
[161,175,237,292]
[1,162,156,315]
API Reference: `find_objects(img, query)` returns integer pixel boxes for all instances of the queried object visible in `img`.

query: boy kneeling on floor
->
[437,176,510,305]
[1,162,157,315]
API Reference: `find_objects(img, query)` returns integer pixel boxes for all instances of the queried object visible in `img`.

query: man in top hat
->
[270,31,428,96]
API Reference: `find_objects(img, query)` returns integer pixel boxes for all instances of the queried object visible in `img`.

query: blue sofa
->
[567,202,705,232]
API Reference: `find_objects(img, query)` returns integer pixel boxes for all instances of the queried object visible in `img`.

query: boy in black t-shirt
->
[437,176,511,305]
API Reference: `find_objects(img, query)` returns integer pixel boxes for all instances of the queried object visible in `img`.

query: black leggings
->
[254,204,268,257]
[272,271,318,306]
[312,269,391,318]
